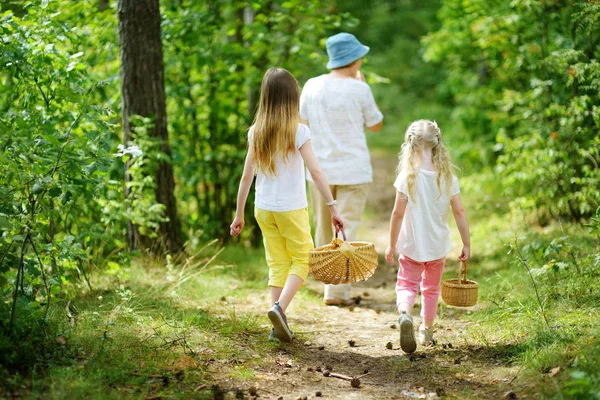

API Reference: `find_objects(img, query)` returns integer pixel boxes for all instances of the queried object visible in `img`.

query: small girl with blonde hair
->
[385,120,470,353]
[230,67,344,343]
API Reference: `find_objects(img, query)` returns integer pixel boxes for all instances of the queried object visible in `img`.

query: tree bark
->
[118,0,182,254]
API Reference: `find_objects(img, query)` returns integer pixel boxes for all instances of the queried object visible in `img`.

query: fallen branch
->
[322,370,369,388]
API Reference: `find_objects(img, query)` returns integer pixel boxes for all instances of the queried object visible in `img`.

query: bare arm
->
[367,120,383,132]
[299,140,344,231]
[230,147,256,236]
[385,191,408,262]
[450,194,471,261]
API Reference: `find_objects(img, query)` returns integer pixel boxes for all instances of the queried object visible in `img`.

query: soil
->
[205,155,527,400]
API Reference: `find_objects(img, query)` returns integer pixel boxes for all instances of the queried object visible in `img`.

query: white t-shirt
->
[251,123,311,212]
[299,75,383,185]
[394,170,461,262]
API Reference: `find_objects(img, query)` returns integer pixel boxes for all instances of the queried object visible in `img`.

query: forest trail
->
[205,154,525,400]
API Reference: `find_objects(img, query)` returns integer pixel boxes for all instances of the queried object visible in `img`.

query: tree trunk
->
[118,0,182,254]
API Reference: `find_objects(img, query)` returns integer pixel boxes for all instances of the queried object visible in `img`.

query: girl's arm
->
[299,140,344,231]
[385,191,408,262]
[230,147,256,236]
[450,194,470,261]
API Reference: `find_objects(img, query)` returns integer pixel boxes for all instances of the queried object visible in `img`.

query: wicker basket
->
[308,230,378,285]
[441,261,478,307]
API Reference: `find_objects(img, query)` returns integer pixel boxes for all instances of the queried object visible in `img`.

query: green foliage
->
[0,2,140,372]
[424,0,600,220]
[0,6,113,306]
[336,1,451,158]
[337,0,442,100]
[162,0,355,243]
[0,0,355,379]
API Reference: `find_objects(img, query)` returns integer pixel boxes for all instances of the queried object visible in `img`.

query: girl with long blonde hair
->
[230,68,344,343]
[385,120,471,353]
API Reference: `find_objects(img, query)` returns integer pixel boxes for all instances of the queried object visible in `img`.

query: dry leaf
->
[548,366,560,377]
[56,335,67,345]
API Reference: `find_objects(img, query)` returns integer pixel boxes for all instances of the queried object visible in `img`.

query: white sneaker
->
[418,324,434,346]
[398,311,417,353]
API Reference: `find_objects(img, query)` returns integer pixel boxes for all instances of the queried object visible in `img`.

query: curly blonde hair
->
[397,120,455,200]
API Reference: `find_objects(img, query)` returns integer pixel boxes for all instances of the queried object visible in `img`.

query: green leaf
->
[48,186,62,198]
[61,191,72,205]
[32,183,43,194]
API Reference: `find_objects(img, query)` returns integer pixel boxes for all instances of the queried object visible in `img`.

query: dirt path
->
[207,155,522,400]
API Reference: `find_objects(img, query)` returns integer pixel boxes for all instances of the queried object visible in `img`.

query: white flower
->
[115,144,143,158]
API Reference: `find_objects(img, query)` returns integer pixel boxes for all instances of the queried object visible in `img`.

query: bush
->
[424,0,600,220]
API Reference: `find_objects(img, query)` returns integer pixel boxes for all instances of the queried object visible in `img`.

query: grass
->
[1,244,274,399]
[444,173,600,399]
[3,200,599,398]
[2,112,600,398]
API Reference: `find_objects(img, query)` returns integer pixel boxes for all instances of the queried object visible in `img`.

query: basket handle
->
[458,261,468,283]
[334,226,347,241]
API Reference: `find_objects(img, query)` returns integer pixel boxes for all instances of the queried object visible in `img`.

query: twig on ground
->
[322,370,368,388]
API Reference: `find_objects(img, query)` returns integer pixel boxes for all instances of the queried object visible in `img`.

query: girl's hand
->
[330,210,344,233]
[385,245,397,263]
[230,216,244,236]
[459,245,470,262]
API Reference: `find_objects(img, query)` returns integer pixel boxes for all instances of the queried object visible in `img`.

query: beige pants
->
[308,182,370,301]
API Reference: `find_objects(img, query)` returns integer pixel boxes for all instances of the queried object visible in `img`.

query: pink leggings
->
[395,254,446,321]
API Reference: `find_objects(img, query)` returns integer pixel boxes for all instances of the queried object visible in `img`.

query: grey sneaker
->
[268,328,278,342]
[399,311,417,353]
[418,324,434,346]
[267,302,294,343]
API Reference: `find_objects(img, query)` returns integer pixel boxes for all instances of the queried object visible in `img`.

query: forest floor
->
[8,153,598,400]
[194,154,526,400]
[201,267,524,400]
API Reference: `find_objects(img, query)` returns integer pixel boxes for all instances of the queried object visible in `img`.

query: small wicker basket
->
[441,261,478,307]
[308,230,378,285]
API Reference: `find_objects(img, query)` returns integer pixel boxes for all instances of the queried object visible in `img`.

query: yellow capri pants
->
[254,207,314,288]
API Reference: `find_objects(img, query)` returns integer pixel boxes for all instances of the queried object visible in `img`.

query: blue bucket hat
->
[326,32,370,70]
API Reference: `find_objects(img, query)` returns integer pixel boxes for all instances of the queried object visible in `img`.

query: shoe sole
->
[400,318,417,353]
[267,310,293,343]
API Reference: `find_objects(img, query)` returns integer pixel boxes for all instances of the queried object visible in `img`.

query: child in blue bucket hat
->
[301,33,384,305]
[325,32,371,69]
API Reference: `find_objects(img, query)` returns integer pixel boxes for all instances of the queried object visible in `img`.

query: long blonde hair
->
[397,120,455,200]
[251,68,300,176]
